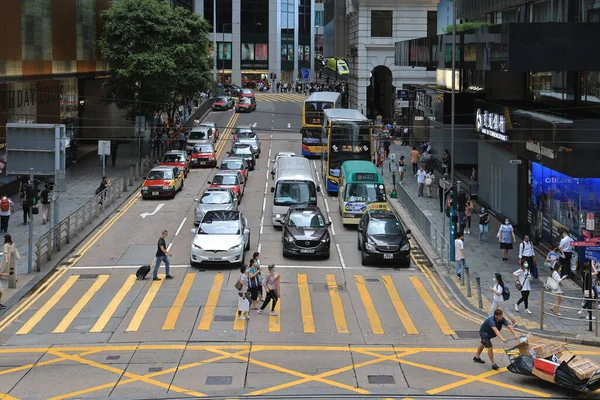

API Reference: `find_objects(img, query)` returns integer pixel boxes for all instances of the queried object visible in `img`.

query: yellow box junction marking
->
[381,275,418,335]
[126,275,163,332]
[90,275,137,333]
[198,272,224,330]
[162,273,195,330]
[354,275,384,334]
[326,274,348,333]
[297,273,315,333]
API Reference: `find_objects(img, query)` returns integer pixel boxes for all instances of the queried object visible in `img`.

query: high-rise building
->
[196,0,315,86]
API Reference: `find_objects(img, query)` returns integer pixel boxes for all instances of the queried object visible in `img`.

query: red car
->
[160,151,190,177]
[239,89,255,99]
[220,157,249,182]
[235,97,256,113]
[191,144,217,168]
[208,171,245,200]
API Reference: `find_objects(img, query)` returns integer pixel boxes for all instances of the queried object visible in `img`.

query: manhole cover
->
[367,375,395,384]
[79,274,98,279]
[365,278,380,283]
[148,367,162,372]
[206,376,232,385]
[106,355,120,360]
[214,315,236,322]
[454,331,481,339]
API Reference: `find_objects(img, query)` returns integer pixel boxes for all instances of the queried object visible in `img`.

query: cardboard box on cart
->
[515,336,566,359]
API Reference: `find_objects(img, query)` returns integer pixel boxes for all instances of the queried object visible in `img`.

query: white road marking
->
[275,265,342,269]
[329,216,336,236]
[175,217,187,236]
[312,160,316,169]
[257,243,262,254]
[71,265,191,270]
[260,216,264,234]
[69,264,373,271]
[262,197,266,212]
[335,244,346,269]
[324,197,330,213]
[140,203,164,219]
[264,181,268,195]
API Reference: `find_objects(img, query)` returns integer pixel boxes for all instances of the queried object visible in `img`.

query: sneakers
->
[238,315,246,320]
[514,304,519,312]
[0,303,5,309]
[473,357,485,364]
[270,311,278,316]
[257,309,264,315]
[525,309,532,314]
[492,364,500,371]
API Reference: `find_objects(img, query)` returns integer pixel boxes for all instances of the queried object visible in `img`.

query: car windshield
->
[189,130,208,140]
[288,211,326,228]
[163,154,184,162]
[199,212,241,235]
[241,90,252,94]
[215,97,227,102]
[239,98,251,104]
[148,170,173,180]
[194,145,214,153]
[344,183,386,203]
[200,192,231,204]
[222,160,243,169]
[274,181,317,206]
[367,219,403,236]
[233,146,252,155]
[236,129,254,137]
[213,175,239,185]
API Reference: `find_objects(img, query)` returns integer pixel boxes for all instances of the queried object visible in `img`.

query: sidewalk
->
[382,141,599,344]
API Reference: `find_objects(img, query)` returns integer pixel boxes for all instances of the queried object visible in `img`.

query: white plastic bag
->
[570,252,578,272]
[238,297,250,312]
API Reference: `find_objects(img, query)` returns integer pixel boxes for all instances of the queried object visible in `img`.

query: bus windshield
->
[328,123,371,173]
[274,181,317,206]
[344,183,386,203]
[305,102,333,125]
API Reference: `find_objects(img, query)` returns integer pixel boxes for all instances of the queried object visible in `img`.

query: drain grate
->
[79,274,99,279]
[313,283,345,293]
[148,367,162,373]
[454,331,481,339]
[106,355,120,361]
[365,278,380,283]
[367,375,395,384]
[206,376,232,385]
[214,315,236,322]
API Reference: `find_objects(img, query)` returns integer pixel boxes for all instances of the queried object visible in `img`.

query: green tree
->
[99,0,213,122]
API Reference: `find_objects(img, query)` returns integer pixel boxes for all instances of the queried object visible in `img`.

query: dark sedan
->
[357,210,411,267]
[282,204,331,258]
[229,143,256,170]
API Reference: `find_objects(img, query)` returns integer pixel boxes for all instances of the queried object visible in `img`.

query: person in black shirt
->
[20,181,32,225]
[41,184,50,224]
[153,230,173,281]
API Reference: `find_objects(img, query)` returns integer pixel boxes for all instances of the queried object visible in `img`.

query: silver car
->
[190,210,251,267]
[271,151,296,178]
[186,126,215,152]
[194,189,238,225]
[234,133,261,157]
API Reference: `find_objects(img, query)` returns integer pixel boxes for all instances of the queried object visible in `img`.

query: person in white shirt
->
[455,232,465,278]
[559,231,574,278]
[518,235,537,278]
[488,273,516,325]
[416,166,427,197]
[513,262,532,314]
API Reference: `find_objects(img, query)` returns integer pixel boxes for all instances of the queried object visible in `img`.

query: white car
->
[190,210,251,267]
[271,151,297,178]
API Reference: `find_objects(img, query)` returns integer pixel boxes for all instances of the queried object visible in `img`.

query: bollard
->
[57,222,62,251]
[135,162,140,180]
[36,241,42,272]
[128,166,134,186]
[8,253,16,289]
[540,290,544,331]
[475,276,483,309]
[465,267,472,297]
[460,267,465,286]
[66,216,71,244]
[47,233,52,260]
[123,172,129,192]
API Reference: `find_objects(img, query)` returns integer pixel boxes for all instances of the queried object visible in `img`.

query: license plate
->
[383,253,393,259]
[208,257,221,261]
[300,249,315,254]
[152,192,159,196]
[200,162,206,165]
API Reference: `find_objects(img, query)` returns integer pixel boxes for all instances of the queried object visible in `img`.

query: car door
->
[242,216,250,243]
[174,167,183,189]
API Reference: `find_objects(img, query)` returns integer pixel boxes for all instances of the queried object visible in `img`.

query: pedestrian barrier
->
[540,289,599,336]
[35,155,152,271]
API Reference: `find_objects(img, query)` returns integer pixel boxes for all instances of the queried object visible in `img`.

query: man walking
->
[416,166,427,197]
[473,309,518,370]
[518,234,537,278]
[559,231,574,279]
[20,181,32,225]
[455,232,466,278]
[0,196,14,234]
[479,207,489,242]
[178,130,186,151]
[40,184,51,225]
[153,230,174,281]
[411,147,420,175]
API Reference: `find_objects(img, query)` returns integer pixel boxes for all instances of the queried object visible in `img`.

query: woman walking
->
[398,156,406,184]
[550,263,568,316]
[1,234,19,285]
[257,264,280,316]
[497,219,516,262]
[424,169,434,198]
[252,251,263,302]
[513,262,532,314]
[489,273,516,324]
[545,247,563,271]
[247,259,261,310]
[578,262,598,318]
[464,200,473,235]
[236,265,250,320]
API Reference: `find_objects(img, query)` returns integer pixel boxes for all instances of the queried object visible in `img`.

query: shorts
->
[248,286,259,301]
[480,333,493,349]
[500,242,513,250]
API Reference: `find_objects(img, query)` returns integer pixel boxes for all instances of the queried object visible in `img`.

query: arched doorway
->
[367,66,395,123]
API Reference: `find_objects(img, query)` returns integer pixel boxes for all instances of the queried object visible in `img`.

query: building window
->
[281,0,295,30]
[371,11,392,37]
[299,0,311,36]
[76,0,96,61]
[21,0,52,60]
[241,0,268,34]
[315,10,323,26]
[581,71,600,103]
[324,0,334,26]
[204,0,232,33]
[531,0,552,22]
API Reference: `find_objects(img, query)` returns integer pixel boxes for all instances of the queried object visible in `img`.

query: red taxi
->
[160,150,190,177]
[207,171,245,201]
[220,157,249,182]
[235,97,256,113]
[239,89,255,99]
[191,144,217,168]
[141,166,184,199]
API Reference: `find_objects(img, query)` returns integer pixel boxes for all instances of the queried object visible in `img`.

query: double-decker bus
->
[321,108,373,194]
[301,92,342,157]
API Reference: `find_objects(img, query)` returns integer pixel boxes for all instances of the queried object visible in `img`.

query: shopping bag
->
[545,276,559,291]
[238,297,250,312]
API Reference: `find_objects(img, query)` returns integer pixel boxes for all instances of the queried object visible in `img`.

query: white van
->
[270,157,320,226]
[186,125,216,152]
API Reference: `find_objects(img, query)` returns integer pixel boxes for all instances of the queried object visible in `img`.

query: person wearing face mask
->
[488,273,516,325]
[518,235,537,279]
[513,262,532,314]
[478,207,489,242]
[497,219,516,262]
[257,264,280,316]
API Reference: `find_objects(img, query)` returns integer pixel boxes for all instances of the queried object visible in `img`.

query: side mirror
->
[194,198,199,202]
[270,187,275,193]
[357,226,363,233]
[190,228,196,234]
[327,221,332,226]
[406,229,412,235]
[317,186,321,192]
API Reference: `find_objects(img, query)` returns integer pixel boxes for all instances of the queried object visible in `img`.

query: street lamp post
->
[449,0,458,263]
[212,0,217,84]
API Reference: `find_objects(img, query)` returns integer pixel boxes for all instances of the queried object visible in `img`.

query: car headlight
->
[142,188,148,192]
[163,185,170,190]
[192,243,203,250]
[321,235,330,243]
[401,243,410,251]
[229,244,242,251]
[275,214,281,219]
[365,242,376,251]
[192,158,197,161]
[285,235,295,243]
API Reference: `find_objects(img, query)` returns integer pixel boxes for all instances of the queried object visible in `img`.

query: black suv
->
[229,143,256,170]
[282,204,331,258]
[357,210,411,266]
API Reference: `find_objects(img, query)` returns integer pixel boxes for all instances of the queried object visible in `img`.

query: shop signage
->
[0,83,64,111]
[475,108,508,141]
[395,100,409,109]
[587,213,595,230]
[526,140,555,159]
[241,63,268,69]
[509,159,522,165]
[571,241,598,247]
[415,91,434,113]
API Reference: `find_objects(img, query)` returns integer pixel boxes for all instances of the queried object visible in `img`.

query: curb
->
[386,190,600,348]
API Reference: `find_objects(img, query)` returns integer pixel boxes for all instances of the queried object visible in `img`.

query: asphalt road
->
[0,93,598,399]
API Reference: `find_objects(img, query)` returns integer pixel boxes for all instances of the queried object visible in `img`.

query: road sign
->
[395,100,409,109]
[397,89,409,100]
[98,140,111,156]
[571,241,599,247]
[135,116,146,137]
[509,159,522,165]
[585,237,600,243]
[301,68,310,79]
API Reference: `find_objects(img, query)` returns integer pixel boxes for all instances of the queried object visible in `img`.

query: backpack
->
[502,284,510,301]
[0,197,9,212]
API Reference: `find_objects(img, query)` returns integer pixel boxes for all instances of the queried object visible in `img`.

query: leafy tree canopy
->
[99,0,213,121]
[444,22,490,34]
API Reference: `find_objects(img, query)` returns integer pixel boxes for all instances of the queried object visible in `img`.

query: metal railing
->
[540,289,599,336]
[35,155,152,271]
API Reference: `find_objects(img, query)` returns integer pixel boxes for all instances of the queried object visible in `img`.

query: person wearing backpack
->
[0,196,14,234]
[488,273,517,325]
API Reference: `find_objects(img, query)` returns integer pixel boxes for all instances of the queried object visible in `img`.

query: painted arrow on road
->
[140,203,164,219]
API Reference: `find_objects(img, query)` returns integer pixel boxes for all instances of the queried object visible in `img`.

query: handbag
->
[545,276,559,291]
[515,273,528,291]
[238,297,250,312]
[234,279,243,291]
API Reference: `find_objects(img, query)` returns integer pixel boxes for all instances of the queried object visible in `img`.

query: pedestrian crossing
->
[253,93,307,103]
[0,271,456,337]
